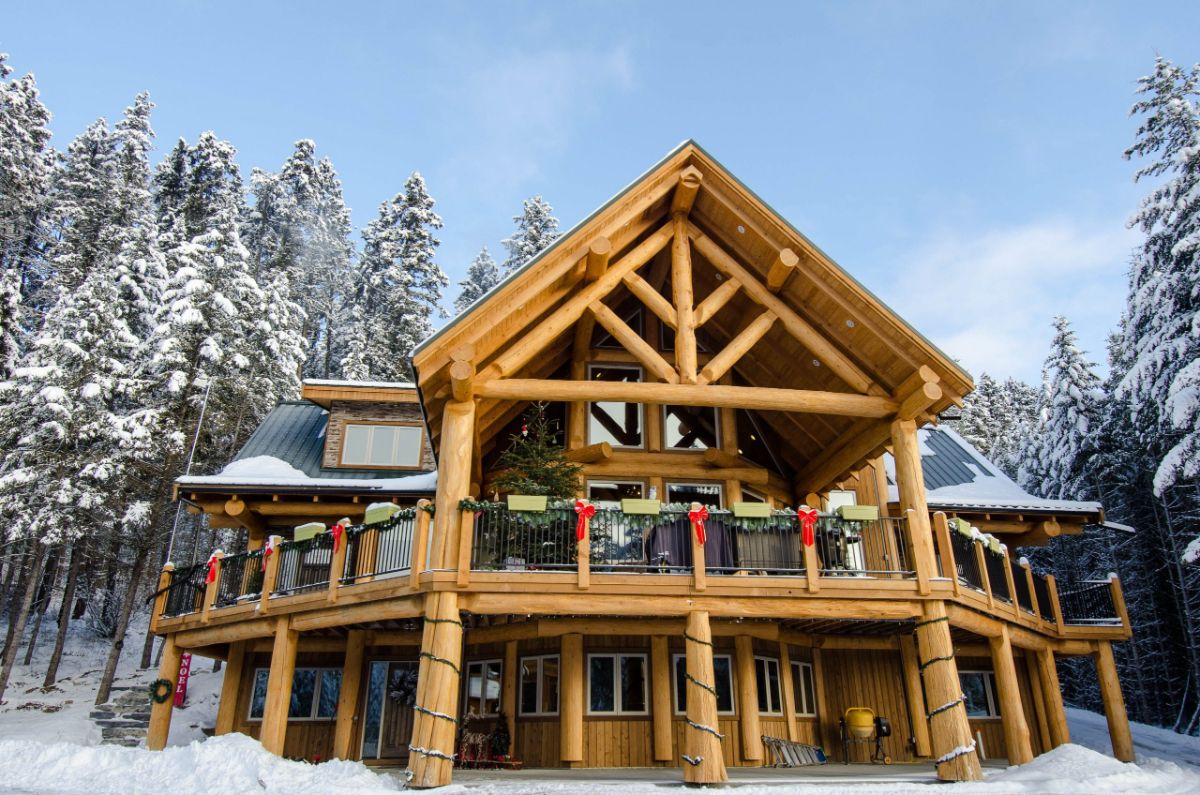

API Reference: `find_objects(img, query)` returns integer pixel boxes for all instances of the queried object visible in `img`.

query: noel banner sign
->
[175,652,192,707]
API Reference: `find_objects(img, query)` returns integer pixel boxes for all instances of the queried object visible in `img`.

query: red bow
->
[331,522,346,553]
[689,505,709,545]
[204,553,219,584]
[798,508,819,547]
[574,500,595,541]
[260,538,276,572]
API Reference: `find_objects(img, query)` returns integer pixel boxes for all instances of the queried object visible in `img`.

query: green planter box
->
[621,498,661,516]
[507,494,548,512]
[732,501,772,518]
[294,522,325,542]
[365,502,402,525]
[837,505,879,521]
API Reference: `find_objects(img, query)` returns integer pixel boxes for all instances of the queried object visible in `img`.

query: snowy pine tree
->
[342,173,447,381]
[455,245,500,314]
[501,195,559,274]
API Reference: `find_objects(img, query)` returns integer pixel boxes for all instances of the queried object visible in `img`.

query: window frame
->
[665,481,724,509]
[959,670,1000,718]
[338,421,426,470]
[661,404,720,451]
[790,660,817,717]
[586,652,650,716]
[519,654,560,717]
[463,658,504,716]
[754,656,784,715]
[247,667,342,722]
[586,364,645,450]
[671,653,736,715]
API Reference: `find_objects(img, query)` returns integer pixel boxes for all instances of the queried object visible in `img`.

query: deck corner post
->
[214,640,246,735]
[1095,640,1134,762]
[260,535,282,615]
[560,632,584,765]
[150,563,174,634]
[260,617,299,755]
[200,551,223,624]
[332,629,366,759]
[988,625,1033,765]
[690,501,707,591]
[146,633,183,751]
[411,499,433,581]
[889,419,934,595]
[683,610,728,784]
[1035,647,1070,747]
[913,600,983,781]
[407,592,465,787]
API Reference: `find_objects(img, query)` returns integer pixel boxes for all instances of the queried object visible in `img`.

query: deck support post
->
[214,640,246,735]
[683,611,727,784]
[332,630,366,759]
[989,625,1033,765]
[431,400,476,571]
[502,640,518,756]
[408,592,464,787]
[913,600,983,781]
[890,419,935,595]
[651,635,674,762]
[560,633,584,765]
[146,633,182,751]
[1095,641,1134,762]
[898,634,932,757]
[735,635,763,762]
[1024,649,1052,753]
[1035,648,1070,748]
[778,641,800,742]
[260,617,299,755]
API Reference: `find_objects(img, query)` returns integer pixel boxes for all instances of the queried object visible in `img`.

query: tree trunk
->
[0,544,48,703]
[2,539,32,657]
[22,546,62,666]
[94,545,149,705]
[44,541,85,688]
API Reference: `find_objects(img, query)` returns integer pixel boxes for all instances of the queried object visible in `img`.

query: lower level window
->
[960,671,999,717]
[588,653,648,714]
[791,661,817,717]
[520,655,560,716]
[755,657,783,714]
[248,668,341,720]
[465,660,503,715]
[673,654,735,714]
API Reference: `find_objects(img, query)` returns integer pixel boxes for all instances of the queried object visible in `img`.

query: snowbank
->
[0,734,399,795]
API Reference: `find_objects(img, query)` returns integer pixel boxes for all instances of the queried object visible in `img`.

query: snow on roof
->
[885,425,1101,515]
[302,378,416,390]
[178,455,437,492]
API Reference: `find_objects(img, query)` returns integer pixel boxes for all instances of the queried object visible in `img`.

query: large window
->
[666,482,723,508]
[587,480,644,509]
[663,405,719,450]
[248,668,341,720]
[960,671,999,718]
[341,423,424,468]
[755,657,783,715]
[588,365,643,449]
[672,654,735,714]
[790,660,817,717]
[520,655,560,716]
[588,653,648,714]
[464,660,503,716]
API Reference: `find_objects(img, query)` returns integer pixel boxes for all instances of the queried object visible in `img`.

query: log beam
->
[989,625,1033,765]
[1095,641,1134,761]
[651,635,674,762]
[590,301,679,384]
[623,270,677,330]
[694,279,739,327]
[1036,648,1070,747]
[260,618,299,755]
[585,236,612,283]
[449,359,474,403]
[735,635,763,761]
[214,640,246,735]
[698,311,777,385]
[146,634,182,751]
[332,630,366,759]
[408,593,464,787]
[561,633,584,764]
[766,248,799,293]
[914,601,983,780]
[684,611,727,783]
[672,213,698,384]
[565,441,613,464]
[670,166,703,217]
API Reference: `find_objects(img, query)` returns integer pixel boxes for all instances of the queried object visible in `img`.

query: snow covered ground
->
[0,621,1197,793]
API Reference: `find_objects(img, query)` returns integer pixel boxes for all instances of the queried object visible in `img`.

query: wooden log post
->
[804,495,821,594]
[975,540,994,610]
[1110,577,1131,632]
[576,500,591,590]
[651,635,674,762]
[899,635,932,757]
[456,502,475,587]
[811,646,830,753]
[260,617,299,755]
[765,248,799,293]
[1095,641,1134,762]
[150,564,174,634]
[214,640,246,735]
[890,419,934,595]
[431,401,476,573]
[408,592,465,788]
[410,499,433,581]
[932,513,959,596]
[585,236,612,282]
[200,551,223,624]
[672,213,698,384]
[683,611,727,784]
[1025,564,1041,620]
[332,630,366,759]
[560,633,584,765]
[502,640,518,756]
[146,633,183,751]
[989,626,1033,765]
[1002,549,1021,621]
[690,502,707,591]
[778,641,800,743]
[735,635,763,762]
[328,522,349,603]
[1035,647,1070,747]
[259,535,282,614]
[913,600,983,781]
[1024,649,1053,754]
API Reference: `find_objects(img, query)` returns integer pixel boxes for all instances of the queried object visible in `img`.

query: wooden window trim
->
[246,666,341,722]
[790,660,817,717]
[518,654,560,717]
[754,656,784,716]
[959,669,1000,719]
[661,404,720,453]
[586,652,649,716]
[464,658,504,716]
[338,420,427,471]
[671,653,736,716]
[665,481,725,509]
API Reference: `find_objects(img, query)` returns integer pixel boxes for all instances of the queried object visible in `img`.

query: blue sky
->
[7,1,1199,383]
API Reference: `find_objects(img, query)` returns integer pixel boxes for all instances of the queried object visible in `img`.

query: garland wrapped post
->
[913,602,983,781]
[683,611,727,784]
[407,593,464,788]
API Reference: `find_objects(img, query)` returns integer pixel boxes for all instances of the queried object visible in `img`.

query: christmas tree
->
[494,403,581,499]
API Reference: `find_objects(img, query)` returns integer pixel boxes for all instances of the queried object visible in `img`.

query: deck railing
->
[1011,559,1034,615]
[1058,580,1122,626]
[341,510,417,583]
[948,529,985,591]
[272,532,335,596]
[215,549,264,608]
[161,562,207,617]
[984,548,1011,603]
[1032,574,1056,622]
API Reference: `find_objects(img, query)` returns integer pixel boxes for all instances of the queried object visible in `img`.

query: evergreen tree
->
[494,403,581,499]
[501,195,559,274]
[342,173,446,381]
[301,156,354,378]
[952,372,1000,454]
[455,245,500,314]
[0,267,22,377]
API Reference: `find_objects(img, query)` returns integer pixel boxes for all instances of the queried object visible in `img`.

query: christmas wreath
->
[149,678,173,704]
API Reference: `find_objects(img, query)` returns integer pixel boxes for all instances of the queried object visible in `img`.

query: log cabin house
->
[150,141,1134,787]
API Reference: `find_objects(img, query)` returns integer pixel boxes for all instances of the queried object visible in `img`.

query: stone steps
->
[90,686,151,747]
